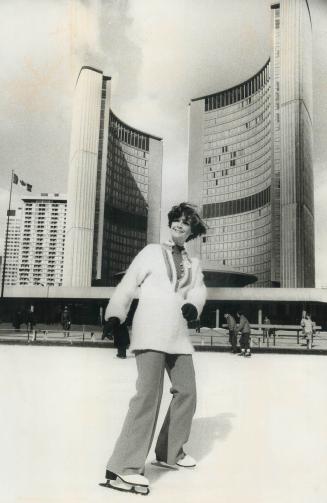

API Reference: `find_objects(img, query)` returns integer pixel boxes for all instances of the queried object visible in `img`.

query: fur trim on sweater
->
[105,243,207,354]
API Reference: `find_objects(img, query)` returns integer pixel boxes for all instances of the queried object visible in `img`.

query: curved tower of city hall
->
[63,67,162,287]
[188,0,314,287]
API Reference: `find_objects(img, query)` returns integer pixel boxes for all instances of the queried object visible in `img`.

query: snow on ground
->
[0,346,327,503]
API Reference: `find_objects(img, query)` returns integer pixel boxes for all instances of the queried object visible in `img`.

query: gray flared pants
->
[106,350,197,476]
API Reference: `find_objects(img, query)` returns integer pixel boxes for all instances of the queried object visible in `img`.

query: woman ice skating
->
[100,202,207,495]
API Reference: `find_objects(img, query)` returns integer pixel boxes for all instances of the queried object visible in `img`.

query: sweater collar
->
[162,240,192,266]
[162,239,185,251]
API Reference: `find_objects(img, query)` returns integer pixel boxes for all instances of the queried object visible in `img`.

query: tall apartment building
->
[63,67,163,287]
[19,194,67,286]
[188,0,314,287]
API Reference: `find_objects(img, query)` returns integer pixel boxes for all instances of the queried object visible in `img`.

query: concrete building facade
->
[3,208,22,286]
[2,194,67,288]
[19,194,67,286]
[188,0,314,287]
[63,67,163,287]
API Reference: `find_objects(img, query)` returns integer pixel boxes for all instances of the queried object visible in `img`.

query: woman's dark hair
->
[168,202,207,241]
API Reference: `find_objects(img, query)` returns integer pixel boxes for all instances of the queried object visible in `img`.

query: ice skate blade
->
[176,454,196,467]
[151,459,179,470]
[99,480,150,495]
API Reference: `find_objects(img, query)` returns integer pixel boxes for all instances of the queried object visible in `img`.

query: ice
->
[0,346,327,503]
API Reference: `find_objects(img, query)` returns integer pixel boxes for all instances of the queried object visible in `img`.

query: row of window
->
[204,87,270,123]
[204,173,270,196]
[202,235,270,252]
[205,147,271,173]
[204,62,270,111]
[205,98,270,135]
[107,184,148,207]
[25,207,66,212]
[204,122,271,150]
[110,112,150,151]
[204,122,271,158]
[203,186,271,218]
[25,201,65,206]
[205,139,271,172]
[204,184,270,203]
[103,225,145,241]
[203,225,271,243]
[204,207,270,226]
[203,243,270,262]
[204,112,271,144]
[203,164,271,196]
[205,160,270,184]
[113,143,149,160]
[112,150,148,169]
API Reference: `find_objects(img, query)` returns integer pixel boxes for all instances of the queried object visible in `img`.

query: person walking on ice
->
[100,202,207,495]
[224,312,238,353]
[236,310,252,357]
[301,313,314,349]
[61,306,71,337]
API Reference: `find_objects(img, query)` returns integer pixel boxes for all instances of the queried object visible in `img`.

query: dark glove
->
[102,317,120,340]
[181,303,198,322]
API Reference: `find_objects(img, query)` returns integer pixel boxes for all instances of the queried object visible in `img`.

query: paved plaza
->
[0,346,326,503]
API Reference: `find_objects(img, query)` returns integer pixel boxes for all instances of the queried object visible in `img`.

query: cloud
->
[74,0,143,103]
[112,0,271,231]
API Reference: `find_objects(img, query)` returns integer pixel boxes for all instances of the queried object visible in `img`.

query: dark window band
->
[203,186,270,218]
[105,205,148,232]
[203,60,270,111]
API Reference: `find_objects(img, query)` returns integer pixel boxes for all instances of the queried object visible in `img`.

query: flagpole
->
[1,170,14,299]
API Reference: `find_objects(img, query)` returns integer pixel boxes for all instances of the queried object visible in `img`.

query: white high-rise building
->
[18,194,67,286]
[2,208,23,286]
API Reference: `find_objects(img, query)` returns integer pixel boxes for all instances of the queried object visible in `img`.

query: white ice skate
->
[151,453,196,469]
[100,473,150,495]
[176,453,196,467]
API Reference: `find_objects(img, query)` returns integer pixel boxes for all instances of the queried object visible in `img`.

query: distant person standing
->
[301,313,314,349]
[61,306,71,337]
[224,313,238,353]
[263,315,271,341]
[12,309,23,330]
[236,311,251,357]
[25,306,35,331]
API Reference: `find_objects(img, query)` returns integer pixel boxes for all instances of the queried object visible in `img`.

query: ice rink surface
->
[1,345,327,503]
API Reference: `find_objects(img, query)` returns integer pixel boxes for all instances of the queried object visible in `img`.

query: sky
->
[0,0,326,285]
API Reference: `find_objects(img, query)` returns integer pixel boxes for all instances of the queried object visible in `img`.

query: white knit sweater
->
[105,243,207,354]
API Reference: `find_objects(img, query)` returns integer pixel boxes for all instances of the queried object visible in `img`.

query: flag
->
[7,209,16,216]
[19,179,32,191]
[12,173,32,192]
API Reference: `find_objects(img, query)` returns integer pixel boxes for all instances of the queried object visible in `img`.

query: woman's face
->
[170,215,192,245]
